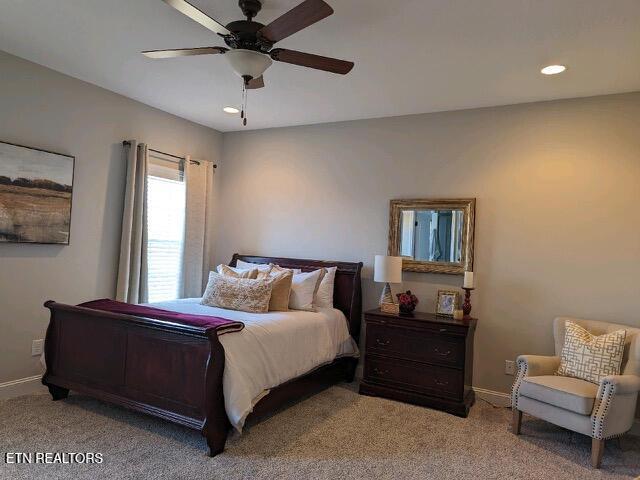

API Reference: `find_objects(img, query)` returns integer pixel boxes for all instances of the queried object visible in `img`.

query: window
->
[146,155,185,302]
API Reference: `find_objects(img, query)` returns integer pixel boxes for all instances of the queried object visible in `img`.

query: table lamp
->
[374,255,403,307]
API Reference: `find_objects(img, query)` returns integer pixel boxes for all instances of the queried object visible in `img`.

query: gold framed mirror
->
[388,198,475,275]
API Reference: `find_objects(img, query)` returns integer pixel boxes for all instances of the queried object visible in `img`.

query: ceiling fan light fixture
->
[225,49,273,80]
[223,106,240,114]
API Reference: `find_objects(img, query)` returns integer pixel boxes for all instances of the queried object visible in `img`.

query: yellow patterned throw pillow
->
[216,264,259,279]
[557,321,626,384]
[201,272,273,313]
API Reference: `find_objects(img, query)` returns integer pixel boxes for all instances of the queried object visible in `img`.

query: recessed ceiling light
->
[541,65,566,75]
[223,106,240,114]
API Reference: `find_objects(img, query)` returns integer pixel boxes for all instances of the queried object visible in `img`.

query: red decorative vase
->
[399,303,415,316]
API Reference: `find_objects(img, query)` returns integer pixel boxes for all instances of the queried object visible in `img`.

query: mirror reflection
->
[388,199,475,274]
[399,209,464,263]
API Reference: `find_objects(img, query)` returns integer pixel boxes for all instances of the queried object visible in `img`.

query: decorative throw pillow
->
[557,321,627,384]
[216,264,258,279]
[315,266,337,309]
[271,264,302,275]
[201,272,273,313]
[289,268,324,311]
[255,266,274,280]
[239,262,303,281]
[267,270,293,311]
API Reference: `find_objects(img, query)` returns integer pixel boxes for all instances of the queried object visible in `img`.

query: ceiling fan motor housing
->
[224,20,272,52]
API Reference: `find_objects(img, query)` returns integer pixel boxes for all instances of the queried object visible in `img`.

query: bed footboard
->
[41,301,229,456]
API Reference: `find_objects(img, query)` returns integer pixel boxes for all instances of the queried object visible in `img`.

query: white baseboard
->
[473,386,511,407]
[2,376,636,435]
[0,375,47,400]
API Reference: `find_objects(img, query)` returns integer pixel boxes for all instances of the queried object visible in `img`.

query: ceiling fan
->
[143,0,354,125]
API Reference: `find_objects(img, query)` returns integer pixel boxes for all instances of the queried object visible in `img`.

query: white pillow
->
[236,259,272,273]
[314,266,337,308]
[289,269,324,311]
[236,259,302,275]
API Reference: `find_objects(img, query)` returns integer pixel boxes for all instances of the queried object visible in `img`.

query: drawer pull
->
[373,367,388,376]
[439,328,448,332]
[375,338,390,346]
[434,379,449,386]
[434,347,451,357]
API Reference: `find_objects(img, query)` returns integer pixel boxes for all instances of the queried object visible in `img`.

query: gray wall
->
[217,92,640,397]
[3,48,640,408]
[0,52,222,382]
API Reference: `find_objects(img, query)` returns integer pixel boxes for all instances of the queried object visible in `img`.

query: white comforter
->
[147,298,359,431]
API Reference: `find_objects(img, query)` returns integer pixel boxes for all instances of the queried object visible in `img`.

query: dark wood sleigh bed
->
[41,254,362,456]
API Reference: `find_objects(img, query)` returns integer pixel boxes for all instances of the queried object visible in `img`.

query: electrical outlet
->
[31,339,44,356]
[505,360,516,375]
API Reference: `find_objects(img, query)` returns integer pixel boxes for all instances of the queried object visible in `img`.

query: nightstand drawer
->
[366,322,465,367]
[364,354,463,400]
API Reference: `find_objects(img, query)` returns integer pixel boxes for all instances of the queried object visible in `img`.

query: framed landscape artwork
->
[0,141,74,244]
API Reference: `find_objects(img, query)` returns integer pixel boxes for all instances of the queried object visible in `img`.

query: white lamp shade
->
[374,255,403,283]
[225,49,272,79]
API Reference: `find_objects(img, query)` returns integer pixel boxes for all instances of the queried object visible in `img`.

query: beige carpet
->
[1,384,639,479]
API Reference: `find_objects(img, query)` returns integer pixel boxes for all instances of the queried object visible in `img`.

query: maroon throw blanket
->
[79,299,244,335]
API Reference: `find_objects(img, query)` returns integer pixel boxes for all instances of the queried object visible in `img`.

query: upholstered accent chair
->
[511,317,640,468]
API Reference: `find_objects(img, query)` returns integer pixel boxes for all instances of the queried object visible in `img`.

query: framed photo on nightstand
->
[435,290,460,316]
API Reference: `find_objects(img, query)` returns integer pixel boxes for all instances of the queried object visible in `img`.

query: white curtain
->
[116,141,149,303]
[182,156,216,297]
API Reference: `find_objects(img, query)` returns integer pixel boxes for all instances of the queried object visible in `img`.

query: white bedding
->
[147,298,359,431]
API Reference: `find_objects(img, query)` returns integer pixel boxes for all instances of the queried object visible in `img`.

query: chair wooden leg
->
[591,438,604,469]
[511,409,522,435]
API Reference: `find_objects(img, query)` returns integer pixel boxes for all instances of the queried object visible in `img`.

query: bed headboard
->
[231,254,363,342]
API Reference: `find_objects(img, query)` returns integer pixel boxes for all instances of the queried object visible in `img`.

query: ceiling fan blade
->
[258,0,333,43]
[141,47,227,59]
[247,76,265,89]
[162,0,231,36]
[270,48,353,74]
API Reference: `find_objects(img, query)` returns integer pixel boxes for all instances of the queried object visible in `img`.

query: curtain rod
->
[122,141,217,168]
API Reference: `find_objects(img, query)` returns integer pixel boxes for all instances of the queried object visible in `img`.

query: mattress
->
[146,298,359,431]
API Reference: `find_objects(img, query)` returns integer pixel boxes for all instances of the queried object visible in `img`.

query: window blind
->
[146,155,185,303]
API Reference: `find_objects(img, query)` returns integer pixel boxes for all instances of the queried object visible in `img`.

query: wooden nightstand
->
[359,308,477,417]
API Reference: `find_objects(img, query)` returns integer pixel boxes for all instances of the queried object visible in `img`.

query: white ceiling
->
[1,0,640,132]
